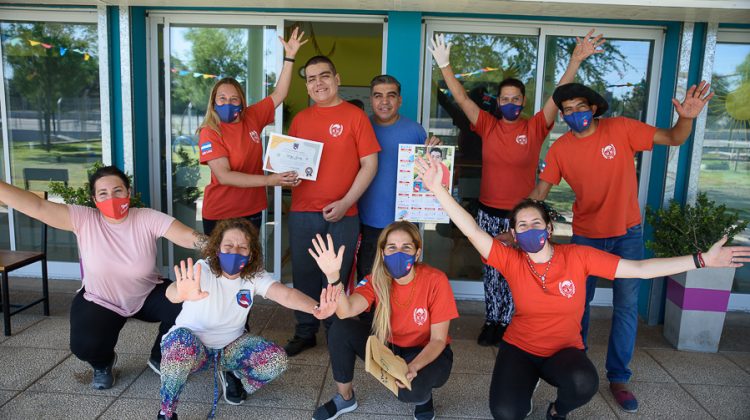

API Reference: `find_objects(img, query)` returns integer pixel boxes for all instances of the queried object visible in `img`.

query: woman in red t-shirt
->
[307,221,459,420]
[197,28,307,235]
[414,157,749,420]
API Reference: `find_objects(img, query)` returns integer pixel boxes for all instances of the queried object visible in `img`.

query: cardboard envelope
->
[364,335,412,396]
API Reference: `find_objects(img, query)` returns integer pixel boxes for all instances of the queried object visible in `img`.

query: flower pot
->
[664,267,735,352]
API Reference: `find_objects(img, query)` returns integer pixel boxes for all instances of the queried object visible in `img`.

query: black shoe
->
[414,395,435,420]
[147,356,161,376]
[478,322,503,346]
[92,353,117,390]
[546,402,565,420]
[157,412,178,420]
[219,371,247,405]
[283,335,316,357]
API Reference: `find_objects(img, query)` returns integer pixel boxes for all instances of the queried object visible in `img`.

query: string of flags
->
[1,35,95,61]
[454,67,499,79]
[170,68,244,83]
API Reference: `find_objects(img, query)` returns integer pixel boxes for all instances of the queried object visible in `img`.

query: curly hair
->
[202,218,264,278]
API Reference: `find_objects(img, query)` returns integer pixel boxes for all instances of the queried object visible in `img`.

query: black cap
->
[552,83,608,117]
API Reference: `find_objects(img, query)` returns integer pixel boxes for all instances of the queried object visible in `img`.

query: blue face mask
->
[218,252,249,276]
[383,252,416,279]
[214,103,242,123]
[515,228,549,253]
[499,103,523,121]
[563,110,593,133]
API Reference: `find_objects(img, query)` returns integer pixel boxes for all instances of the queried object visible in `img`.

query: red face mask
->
[95,196,130,220]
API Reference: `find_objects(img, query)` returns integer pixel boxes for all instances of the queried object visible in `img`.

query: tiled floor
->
[1,278,749,419]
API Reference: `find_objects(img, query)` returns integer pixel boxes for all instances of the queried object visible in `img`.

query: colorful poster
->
[395,144,455,224]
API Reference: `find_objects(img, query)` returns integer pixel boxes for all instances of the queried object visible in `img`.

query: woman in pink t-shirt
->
[0,166,205,391]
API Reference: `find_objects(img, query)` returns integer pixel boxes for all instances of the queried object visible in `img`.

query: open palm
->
[280,27,308,57]
[308,234,345,281]
[173,258,209,302]
[673,81,714,119]
[571,28,605,63]
[414,155,443,193]
[312,285,339,320]
[703,236,750,268]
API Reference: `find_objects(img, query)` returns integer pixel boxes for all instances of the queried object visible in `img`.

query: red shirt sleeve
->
[354,110,381,158]
[244,96,276,128]
[427,270,459,325]
[539,141,563,185]
[198,127,228,164]
[469,109,493,137]
[577,245,621,280]
[482,240,515,276]
[529,110,553,147]
[353,275,377,310]
[621,117,657,152]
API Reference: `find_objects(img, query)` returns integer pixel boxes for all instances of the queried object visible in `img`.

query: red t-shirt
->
[471,110,551,210]
[484,240,620,357]
[540,117,656,238]
[288,101,381,216]
[198,97,275,220]
[355,264,459,348]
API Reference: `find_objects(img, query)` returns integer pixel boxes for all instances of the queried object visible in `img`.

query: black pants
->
[355,224,382,324]
[289,212,359,338]
[328,318,453,404]
[202,211,262,236]
[489,341,598,420]
[69,281,182,369]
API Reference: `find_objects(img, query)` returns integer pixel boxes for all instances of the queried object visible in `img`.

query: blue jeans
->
[571,224,644,384]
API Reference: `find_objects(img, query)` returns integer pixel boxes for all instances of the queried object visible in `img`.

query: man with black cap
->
[429,29,605,347]
[530,81,713,413]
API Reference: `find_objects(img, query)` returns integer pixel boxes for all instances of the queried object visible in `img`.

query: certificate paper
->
[395,144,455,224]
[263,133,324,181]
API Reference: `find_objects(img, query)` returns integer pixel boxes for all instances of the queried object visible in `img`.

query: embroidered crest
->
[329,123,344,137]
[236,290,253,308]
[559,280,575,299]
[516,134,528,145]
[249,130,260,143]
[413,307,428,326]
[601,144,617,160]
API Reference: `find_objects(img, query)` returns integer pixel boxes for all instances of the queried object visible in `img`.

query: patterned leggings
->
[476,208,514,325]
[159,328,288,418]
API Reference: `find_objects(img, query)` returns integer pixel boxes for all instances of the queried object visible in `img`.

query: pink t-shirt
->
[68,205,175,316]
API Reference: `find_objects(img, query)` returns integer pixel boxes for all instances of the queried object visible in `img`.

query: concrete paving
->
[1,278,749,419]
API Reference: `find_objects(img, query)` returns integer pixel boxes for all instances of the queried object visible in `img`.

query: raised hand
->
[308,234,345,282]
[673,80,714,119]
[425,135,443,147]
[428,33,451,69]
[572,28,605,63]
[312,284,340,320]
[279,26,308,58]
[414,155,443,193]
[173,258,209,302]
[703,236,750,268]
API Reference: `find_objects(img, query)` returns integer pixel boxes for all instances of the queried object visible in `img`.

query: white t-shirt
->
[170,259,277,349]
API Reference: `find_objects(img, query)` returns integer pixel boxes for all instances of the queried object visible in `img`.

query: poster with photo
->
[395,144,455,224]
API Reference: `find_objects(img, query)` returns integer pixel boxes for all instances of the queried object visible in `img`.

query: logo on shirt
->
[249,130,260,143]
[559,280,575,299]
[601,144,617,160]
[515,134,528,145]
[200,142,213,156]
[236,290,253,308]
[413,307,428,326]
[329,123,344,138]
[539,160,547,173]
[356,278,369,288]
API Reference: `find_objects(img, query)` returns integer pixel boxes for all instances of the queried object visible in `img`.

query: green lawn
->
[10,140,102,191]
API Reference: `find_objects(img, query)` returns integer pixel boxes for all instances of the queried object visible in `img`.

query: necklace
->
[391,278,417,308]
[524,245,554,290]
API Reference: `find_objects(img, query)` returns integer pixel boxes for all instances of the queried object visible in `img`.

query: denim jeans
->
[571,224,644,384]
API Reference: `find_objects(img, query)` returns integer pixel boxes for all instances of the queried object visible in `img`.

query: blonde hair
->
[370,221,423,344]
[197,77,248,136]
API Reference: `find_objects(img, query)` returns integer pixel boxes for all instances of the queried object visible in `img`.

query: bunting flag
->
[454,67,499,79]
[2,36,95,60]
[170,67,245,84]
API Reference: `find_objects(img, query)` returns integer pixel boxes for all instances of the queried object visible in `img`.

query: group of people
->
[1,27,748,420]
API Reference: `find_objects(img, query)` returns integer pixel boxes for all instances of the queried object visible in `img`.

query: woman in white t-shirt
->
[158,218,338,420]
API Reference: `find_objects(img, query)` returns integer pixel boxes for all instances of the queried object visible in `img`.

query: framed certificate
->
[263,133,324,181]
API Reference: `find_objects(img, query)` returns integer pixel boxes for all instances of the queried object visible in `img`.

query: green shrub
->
[49,162,145,208]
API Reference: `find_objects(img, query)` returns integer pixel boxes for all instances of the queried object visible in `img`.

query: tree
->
[4,22,99,151]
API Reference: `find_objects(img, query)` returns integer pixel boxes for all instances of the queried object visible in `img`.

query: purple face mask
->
[516,228,549,253]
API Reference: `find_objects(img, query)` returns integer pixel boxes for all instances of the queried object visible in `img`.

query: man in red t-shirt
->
[429,30,604,347]
[530,81,713,412]
[284,56,381,357]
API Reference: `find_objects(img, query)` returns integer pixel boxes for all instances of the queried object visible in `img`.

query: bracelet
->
[283,57,295,63]
[692,253,701,269]
[697,251,706,268]
[328,278,342,287]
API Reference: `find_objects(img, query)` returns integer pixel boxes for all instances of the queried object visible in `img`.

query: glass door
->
[149,13,283,276]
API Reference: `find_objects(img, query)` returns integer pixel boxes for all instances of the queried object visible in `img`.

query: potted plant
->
[646,193,748,352]
[171,145,202,229]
